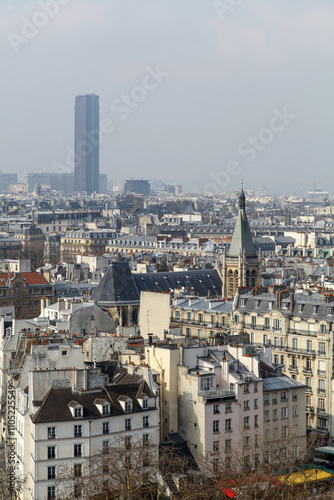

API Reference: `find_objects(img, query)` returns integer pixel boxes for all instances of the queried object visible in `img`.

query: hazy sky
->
[1,0,334,194]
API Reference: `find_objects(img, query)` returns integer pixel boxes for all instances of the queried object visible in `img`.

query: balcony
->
[199,389,235,401]
[285,346,316,356]
[317,370,326,377]
[306,406,315,412]
[316,408,328,416]
[317,388,326,396]
[316,426,329,434]
[305,386,313,394]
[318,351,327,357]
[288,365,298,373]
[302,367,312,375]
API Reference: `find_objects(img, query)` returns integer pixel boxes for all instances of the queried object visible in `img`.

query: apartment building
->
[171,296,233,340]
[232,287,334,443]
[145,342,306,470]
[5,362,158,500]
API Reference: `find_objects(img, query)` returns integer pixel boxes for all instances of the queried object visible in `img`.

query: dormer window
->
[327,307,333,316]
[102,404,110,415]
[241,299,246,307]
[68,401,84,419]
[298,304,303,313]
[143,398,149,410]
[255,300,260,308]
[94,398,111,416]
[118,395,133,413]
[282,303,288,310]
[74,407,82,418]
[125,401,132,413]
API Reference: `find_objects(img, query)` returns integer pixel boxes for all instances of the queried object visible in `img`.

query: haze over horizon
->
[1,0,333,194]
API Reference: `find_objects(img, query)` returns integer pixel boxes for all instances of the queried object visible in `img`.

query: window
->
[213,420,219,433]
[241,298,246,307]
[273,409,277,420]
[254,399,258,409]
[143,416,149,428]
[319,342,326,355]
[320,324,326,333]
[74,407,82,418]
[244,436,250,448]
[273,319,281,332]
[103,422,109,434]
[254,415,258,427]
[265,430,269,442]
[327,307,332,316]
[213,404,220,414]
[255,300,260,308]
[281,391,288,401]
[244,400,250,410]
[282,426,287,439]
[307,340,312,352]
[102,440,109,452]
[264,410,269,421]
[74,444,82,457]
[293,424,297,437]
[264,394,269,405]
[201,376,214,391]
[244,416,250,429]
[74,484,82,498]
[213,458,219,473]
[213,440,219,453]
[48,466,56,480]
[74,464,82,477]
[254,382,258,393]
[292,338,298,351]
[281,407,288,419]
[251,316,256,327]
[298,304,303,313]
[143,434,149,446]
[125,401,132,412]
[102,404,110,415]
[265,317,270,329]
[263,334,268,345]
[62,350,67,356]
[272,393,277,404]
[293,445,298,459]
[225,439,231,452]
[292,389,297,401]
[48,446,56,460]
[48,427,56,439]
[274,337,279,347]
[269,301,274,310]
[225,402,232,413]
[143,399,149,409]
[125,418,131,431]
[48,486,56,500]
[244,383,249,394]
[74,425,82,438]
[293,405,298,417]
[225,419,231,432]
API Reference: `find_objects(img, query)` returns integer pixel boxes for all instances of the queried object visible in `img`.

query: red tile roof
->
[0,272,49,287]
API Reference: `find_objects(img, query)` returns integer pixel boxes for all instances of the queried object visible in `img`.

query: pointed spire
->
[228,188,257,258]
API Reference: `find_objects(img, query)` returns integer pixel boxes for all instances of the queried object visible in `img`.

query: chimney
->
[275,291,281,310]
[290,291,294,313]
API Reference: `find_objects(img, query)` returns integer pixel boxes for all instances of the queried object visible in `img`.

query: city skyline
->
[1,1,334,194]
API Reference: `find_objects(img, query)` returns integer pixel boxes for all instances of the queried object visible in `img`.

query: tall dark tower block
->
[74,94,100,194]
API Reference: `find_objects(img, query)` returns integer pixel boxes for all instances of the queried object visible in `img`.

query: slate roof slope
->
[134,269,222,296]
[31,384,151,424]
[91,262,140,305]
[228,190,257,258]
[92,261,223,306]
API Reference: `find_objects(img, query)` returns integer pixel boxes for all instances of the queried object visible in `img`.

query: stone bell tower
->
[219,189,260,297]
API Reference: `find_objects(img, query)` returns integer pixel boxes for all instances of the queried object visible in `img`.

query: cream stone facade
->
[232,287,334,442]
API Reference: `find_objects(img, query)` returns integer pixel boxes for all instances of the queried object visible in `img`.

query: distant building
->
[0,171,18,192]
[25,173,74,193]
[99,173,108,194]
[124,179,150,196]
[74,94,100,194]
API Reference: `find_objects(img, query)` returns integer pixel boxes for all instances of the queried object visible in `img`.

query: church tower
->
[219,189,261,297]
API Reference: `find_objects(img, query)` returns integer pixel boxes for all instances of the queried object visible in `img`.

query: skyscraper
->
[74,94,100,194]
